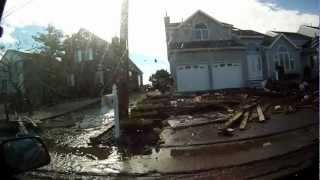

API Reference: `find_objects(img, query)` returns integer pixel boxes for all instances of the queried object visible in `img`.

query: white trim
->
[193,22,209,41]
[268,34,299,49]
[274,46,295,72]
[169,46,246,53]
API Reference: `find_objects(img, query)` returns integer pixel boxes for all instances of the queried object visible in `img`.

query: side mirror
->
[1,137,50,174]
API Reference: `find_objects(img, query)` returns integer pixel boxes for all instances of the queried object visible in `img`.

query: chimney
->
[164,12,170,25]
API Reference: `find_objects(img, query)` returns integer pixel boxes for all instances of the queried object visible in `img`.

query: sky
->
[0,0,319,84]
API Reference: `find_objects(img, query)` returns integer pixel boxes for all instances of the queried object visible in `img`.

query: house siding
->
[167,13,231,43]
[165,11,316,92]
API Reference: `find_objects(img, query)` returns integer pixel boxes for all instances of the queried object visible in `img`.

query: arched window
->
[193,23,208,40]
[276,46,294,71]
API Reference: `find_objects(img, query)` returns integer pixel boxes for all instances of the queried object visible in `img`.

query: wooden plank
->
[23,116,38,127]
[257,105,265,122]
[224,111,243,128]
[240,111,250,130]
[17,117,28,134]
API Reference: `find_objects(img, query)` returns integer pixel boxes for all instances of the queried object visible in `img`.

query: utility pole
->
[118,0,129,126]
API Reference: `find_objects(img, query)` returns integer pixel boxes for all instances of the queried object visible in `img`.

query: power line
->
[2,0,33,21]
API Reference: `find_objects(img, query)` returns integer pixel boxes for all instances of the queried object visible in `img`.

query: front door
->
[247,54,263,80]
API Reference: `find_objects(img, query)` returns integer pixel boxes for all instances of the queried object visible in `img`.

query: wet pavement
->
[20,104,318,179]
[161,109,318,147]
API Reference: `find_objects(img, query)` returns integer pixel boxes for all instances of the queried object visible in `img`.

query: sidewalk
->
[31,98,100,121]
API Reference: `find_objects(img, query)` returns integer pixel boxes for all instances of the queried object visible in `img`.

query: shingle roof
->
[129,58,142,74]
[169,40,244,49]
[166,22,180,28]
[233,29,265,36]
[302,36,319,48]
[271,31,312,47]
[272,31,311,41]
[261,35,276,46]
[305,25,320,30]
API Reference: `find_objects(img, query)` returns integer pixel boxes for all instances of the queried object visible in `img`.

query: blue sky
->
[1,0,319,84]
[259,0,319,14]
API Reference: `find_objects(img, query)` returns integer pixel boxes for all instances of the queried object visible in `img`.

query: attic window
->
[193,23,208,41]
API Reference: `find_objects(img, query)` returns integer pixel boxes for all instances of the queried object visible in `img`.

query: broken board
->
[257,105,265,122]
[240,111,250,130]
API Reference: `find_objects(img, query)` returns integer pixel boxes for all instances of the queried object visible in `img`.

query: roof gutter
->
[169,46,246,53]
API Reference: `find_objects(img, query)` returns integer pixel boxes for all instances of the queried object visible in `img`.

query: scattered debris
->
[218,128,235,136]
[256,105,265,122]
[224,111,243,128]
[239,111,250,130]
[262,142,272,148]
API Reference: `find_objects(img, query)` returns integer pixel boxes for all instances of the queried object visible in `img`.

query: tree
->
[32,25,67,104]
[33,24,64,60]
[149,69,173,93]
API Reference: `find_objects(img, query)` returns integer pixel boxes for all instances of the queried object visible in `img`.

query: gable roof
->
[1,49,34,62]
[271,31,312,47]
[263,33,300,49]
[129,58,142,74]
[272,31,311,40]
[178,10,232,29]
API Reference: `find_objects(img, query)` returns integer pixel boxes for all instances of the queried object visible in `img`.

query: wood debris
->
[239,111,250,130]
[224,111,243,128]
[257,105,265,122]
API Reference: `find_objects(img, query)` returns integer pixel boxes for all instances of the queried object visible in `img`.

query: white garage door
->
[211,63,243,89]
[176,64,210,92]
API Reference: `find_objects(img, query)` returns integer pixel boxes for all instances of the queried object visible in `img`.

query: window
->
[193,23,208,40]
[88,48,93,60]
[76,49,82,62]
[275,46,294,71]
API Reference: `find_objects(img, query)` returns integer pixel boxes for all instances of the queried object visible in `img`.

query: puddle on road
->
[37,105,161,175]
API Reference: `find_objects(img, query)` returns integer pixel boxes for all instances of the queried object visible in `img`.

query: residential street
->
[18,102,317,179]
[0,1,318,179]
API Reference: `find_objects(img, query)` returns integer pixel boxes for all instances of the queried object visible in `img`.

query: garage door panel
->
[177,64,210,92]
[211,63,242,90]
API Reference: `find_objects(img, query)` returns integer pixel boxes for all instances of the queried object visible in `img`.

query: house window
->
[76,49,82,62]
[276,46,294,71]
[88,48,93,60]
[193,23,208,41]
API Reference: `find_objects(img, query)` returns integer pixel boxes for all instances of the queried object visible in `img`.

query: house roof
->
[129,58,142,74]
[232,29,265,37]
[303,36,319,49]
[263,33,300,49]
[1,49,35,62]
[261,35,275,46]
[272,31,311,40]
[169,40,244,50]
[176,10,233,29]
[305,25,320,30]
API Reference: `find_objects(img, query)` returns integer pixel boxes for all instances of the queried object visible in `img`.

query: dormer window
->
[193,23,208,40]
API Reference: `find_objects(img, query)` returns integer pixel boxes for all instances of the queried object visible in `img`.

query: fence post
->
[112,84,120,139]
